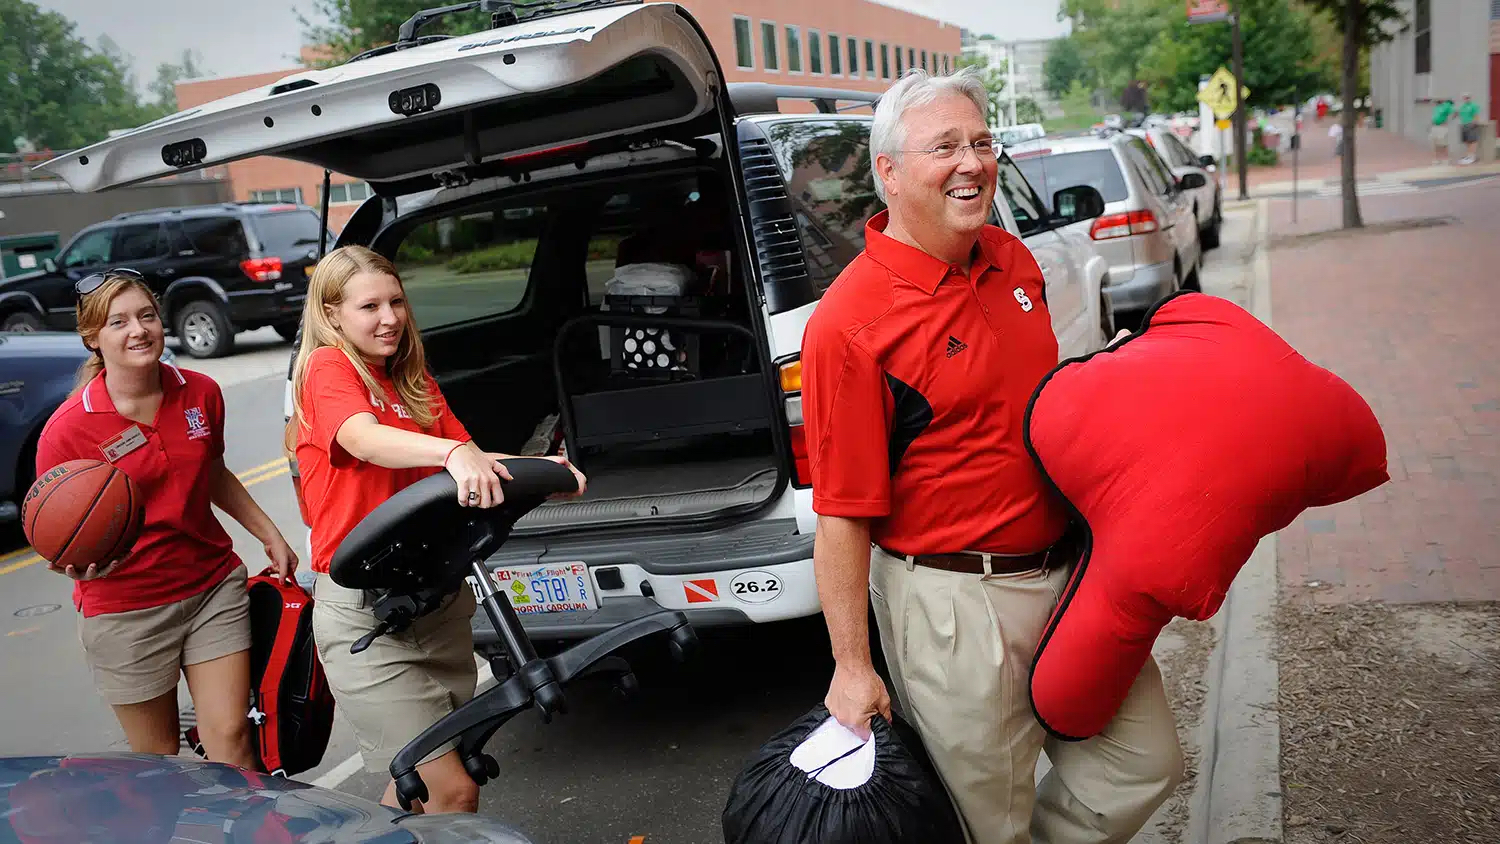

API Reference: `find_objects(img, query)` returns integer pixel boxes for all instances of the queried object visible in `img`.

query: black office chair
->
[329,457,699,810]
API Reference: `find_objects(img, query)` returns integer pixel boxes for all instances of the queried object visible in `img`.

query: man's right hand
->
[826,660,893,740]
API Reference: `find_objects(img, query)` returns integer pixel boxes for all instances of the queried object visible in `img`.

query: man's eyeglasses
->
[900,139,1000,161]
[75,268,145,298]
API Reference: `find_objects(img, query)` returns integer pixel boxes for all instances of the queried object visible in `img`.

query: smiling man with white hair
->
[800,66,1184,844]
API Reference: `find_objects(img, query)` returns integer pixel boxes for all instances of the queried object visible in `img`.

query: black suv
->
[0,202,323,357]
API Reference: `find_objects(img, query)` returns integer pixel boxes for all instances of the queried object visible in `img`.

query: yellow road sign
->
[1198,67,1250,119]
[1215,118,1231,129]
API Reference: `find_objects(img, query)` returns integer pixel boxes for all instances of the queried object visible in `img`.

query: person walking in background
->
[35,270,297,770]
[802,66,1182,844]
[1457,93,1480,165]
[1430,98,1454,164]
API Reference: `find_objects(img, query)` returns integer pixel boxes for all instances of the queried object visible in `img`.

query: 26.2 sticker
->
[730,571,782,604]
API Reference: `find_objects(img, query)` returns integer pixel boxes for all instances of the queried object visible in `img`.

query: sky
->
[37,0,1069,92]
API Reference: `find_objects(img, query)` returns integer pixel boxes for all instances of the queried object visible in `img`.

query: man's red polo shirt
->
[801,210,1070,556]
[36,364,241,617]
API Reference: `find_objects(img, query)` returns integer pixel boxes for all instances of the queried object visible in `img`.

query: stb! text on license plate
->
[491,562,597,614]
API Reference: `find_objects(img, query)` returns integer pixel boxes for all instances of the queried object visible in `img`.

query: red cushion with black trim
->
[1024,291,1388,741]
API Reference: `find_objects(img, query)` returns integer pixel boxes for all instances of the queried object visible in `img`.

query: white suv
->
[40,0,1112,656]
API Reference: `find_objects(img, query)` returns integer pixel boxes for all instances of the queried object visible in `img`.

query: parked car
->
[1012,133,1205,329]
[0,332,175,524]
[996,122,1046,147]
[37,0,1111,662]
[0,202,323,358]
[0,753,535,842]
[1128,126,1222,249]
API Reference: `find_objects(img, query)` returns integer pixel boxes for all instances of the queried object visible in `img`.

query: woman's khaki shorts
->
[77,564,251,706]
[311,574,478,774]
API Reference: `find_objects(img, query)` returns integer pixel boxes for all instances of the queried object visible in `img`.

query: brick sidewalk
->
[1242,118,1436,189]
[1270,182,1500,604]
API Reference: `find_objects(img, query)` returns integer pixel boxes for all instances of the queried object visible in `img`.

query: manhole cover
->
[14,604,60,618]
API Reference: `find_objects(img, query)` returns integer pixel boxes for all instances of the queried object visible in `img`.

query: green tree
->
[147,50,208,115]
[299,0,496,67]
[1300,0,1405,228]
[0,0,156,154]
[1043,36,1088,98]
[1060,0,1178,102]
[956,53,1008,125]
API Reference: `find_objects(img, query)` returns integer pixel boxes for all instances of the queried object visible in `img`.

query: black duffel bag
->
[722,703,966,844]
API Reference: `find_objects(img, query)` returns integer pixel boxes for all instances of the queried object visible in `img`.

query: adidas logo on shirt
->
[946,335,968,358]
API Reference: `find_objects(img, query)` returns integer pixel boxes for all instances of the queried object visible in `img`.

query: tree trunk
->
[1340,0,1363,228]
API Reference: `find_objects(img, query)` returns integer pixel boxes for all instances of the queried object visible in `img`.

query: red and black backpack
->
[187,568,336,777]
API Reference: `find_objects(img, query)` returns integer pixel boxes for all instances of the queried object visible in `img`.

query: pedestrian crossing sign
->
[1199,67,1250,119]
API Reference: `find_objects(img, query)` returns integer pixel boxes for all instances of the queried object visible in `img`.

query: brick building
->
[174,1,961,231]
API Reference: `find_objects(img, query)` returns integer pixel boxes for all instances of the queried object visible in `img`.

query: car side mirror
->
[1197,153,1216,168]
[1051,185,1106,225]
[43,257,57,273]
[1178,172,1207,190]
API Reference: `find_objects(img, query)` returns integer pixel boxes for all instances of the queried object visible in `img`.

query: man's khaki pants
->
[869,546,1183,844]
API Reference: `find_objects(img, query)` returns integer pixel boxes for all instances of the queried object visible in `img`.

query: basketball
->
[21,459,143,572]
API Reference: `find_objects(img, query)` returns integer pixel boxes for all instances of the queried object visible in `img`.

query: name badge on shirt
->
[100,425,149,463]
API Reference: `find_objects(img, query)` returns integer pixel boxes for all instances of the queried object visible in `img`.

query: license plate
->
[490,562,596,614]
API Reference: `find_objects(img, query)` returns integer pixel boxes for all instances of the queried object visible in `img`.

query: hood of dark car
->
[0,754,537,843]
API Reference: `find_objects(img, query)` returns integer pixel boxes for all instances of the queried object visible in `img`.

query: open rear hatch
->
[35,1,727,196]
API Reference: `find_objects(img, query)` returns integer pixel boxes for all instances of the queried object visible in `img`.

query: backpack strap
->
[254,574,313,776]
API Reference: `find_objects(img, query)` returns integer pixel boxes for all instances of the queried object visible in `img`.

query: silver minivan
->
[1014,133,1204,326]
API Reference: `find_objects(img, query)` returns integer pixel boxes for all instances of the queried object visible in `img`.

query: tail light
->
[1089,210,1159,241]
[241,256,283,282]
[778,359,811,488]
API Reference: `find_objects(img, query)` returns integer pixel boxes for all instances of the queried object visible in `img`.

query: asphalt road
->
[0,326,837,844]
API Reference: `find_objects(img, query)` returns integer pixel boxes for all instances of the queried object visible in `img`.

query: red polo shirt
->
[800,210,1070,556]
[35,364,241,617]
[295,347,472,575]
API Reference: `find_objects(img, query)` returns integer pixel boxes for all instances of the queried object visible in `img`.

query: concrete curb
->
[1188,198,1284,844]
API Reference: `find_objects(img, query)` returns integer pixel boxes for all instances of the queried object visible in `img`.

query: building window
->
[321,181,373,204]
[944,54,951,73]
[880,43,890,79]
[786,25,802,73]
[908,47,916,72]
[733,16,754,70]
[921,49,928,71]
[762,21,779,71]
[809,28,823,74]
[1413,0,1431,75]
[865,39,876,78]
[895,44,904,76]
[848,37,860,77]
[249,187,302,203]
[829,33,842,76]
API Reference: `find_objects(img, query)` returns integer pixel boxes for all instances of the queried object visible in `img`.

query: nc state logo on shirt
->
[369,390,412,420]
[184,406,212,441]
[1013,286,1035,313]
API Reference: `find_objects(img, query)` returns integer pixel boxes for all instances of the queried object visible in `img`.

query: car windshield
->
[1015,150,1130,208]
[250,211,322,256]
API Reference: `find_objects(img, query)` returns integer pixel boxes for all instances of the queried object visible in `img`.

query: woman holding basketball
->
[287,245,584,814]
[33,270,298,769]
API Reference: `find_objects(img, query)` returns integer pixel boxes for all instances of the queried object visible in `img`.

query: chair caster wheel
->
[667,625,699,663]
[612,671,640,702]
[463,752,499,785]
[394,771,427,811]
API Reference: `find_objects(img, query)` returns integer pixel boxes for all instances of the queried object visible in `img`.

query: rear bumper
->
[1103,259,1177,313]
[471,520,819,642]
[225,285,307,326]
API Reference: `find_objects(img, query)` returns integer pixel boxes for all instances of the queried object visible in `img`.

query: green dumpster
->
[0,232,61,281]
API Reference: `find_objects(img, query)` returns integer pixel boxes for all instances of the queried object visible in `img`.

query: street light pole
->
[1231,5,1248,200]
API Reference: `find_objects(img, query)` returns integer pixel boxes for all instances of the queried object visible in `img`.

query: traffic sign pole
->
[1231,6,1248,200]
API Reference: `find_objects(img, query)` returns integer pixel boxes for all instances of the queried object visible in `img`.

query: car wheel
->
[175,300,236,359]
[2,311,44,332]
[1201,197,1222,250]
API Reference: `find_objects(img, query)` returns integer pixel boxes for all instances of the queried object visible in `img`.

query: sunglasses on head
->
[75,268,145,298]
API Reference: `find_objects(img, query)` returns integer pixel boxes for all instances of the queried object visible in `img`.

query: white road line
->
[309,652,499,791]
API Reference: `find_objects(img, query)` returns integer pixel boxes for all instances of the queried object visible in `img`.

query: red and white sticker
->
[683,579,719,603]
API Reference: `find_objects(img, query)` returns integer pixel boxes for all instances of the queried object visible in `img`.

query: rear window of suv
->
[1015,149,1130,208]
[249,210,322,256]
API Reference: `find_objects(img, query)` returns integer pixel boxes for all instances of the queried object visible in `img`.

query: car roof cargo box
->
[35,2,726,198]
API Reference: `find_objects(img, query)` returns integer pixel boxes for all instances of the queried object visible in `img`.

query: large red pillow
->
[1024,291,1388,741]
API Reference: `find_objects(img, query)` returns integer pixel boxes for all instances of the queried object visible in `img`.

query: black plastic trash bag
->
[722,703,966,844]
